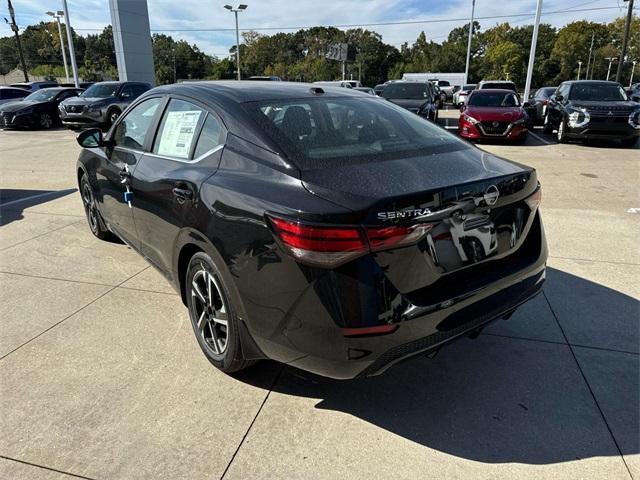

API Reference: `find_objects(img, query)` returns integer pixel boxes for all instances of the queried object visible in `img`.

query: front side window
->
[153,99,205,159]
[113,97,162,150]
[246,96,466,168]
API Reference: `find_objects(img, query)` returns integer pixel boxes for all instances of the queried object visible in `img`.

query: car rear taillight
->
[525,187,542,211]
[267,215,434,267]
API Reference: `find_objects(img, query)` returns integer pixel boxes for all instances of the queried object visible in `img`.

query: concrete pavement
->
[0,124,638,479]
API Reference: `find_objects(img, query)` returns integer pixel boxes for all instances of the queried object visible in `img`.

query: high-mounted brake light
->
[525,187,542,211]
[267,215,434,268]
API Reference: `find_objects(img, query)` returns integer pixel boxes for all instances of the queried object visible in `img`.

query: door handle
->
[119,168,131,184]
[172,187,193,204]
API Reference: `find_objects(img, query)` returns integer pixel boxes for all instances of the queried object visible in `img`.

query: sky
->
[0,0,633,57]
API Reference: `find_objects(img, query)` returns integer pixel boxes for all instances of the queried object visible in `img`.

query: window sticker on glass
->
[157,110,202,158]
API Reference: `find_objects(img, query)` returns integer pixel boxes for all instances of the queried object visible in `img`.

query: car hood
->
[62,96,111,106]
[385,98,429,109]
[465,106,524,122]
[0,100,41,113]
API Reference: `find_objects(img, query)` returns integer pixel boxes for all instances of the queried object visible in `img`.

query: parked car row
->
[0,81,150,130]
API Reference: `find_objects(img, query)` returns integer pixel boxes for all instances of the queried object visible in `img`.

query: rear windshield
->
[462,85,476,90]
[383,83,430,100]
[244,96,468,169]
[569,83,628,101]
[481,82,516,91]
[469,92,520,107]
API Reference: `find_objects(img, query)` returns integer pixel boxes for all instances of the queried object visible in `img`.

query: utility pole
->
[615,0,634,83]
[5,0,28,81]
[523,0,543,102]
[577,61,582,80]
[630,60,637,87]
[585,32,595,80]
[61,0,79,87]
[464,0,476,85]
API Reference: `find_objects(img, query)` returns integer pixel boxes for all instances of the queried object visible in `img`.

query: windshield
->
[383,83,429,100]
[469,92,520,107]
[245,96,467,168]
[24,90,58,102]
[82,83,119,98]
[570,83,628,101]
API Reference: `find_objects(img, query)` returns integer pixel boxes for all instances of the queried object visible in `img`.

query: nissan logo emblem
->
[492,121,500,127]
[484,185,500,206]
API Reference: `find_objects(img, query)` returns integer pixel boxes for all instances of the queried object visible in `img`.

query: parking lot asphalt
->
[0,117,638,479]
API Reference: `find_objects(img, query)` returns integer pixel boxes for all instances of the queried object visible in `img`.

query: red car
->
[458,89,528,143]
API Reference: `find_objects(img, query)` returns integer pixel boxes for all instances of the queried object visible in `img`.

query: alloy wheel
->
[40,113,53,129]
[81,180,99,233]
[190,267,228,355]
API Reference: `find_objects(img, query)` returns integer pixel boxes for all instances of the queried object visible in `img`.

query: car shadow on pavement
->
[0,188,77,226]
[237,267,639,466]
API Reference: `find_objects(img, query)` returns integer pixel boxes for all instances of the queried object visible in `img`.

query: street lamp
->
[605,57,618,81]
[577,60,582,80]
[224,4,248,80]
[46,10,69,83]
[630,60,637,88]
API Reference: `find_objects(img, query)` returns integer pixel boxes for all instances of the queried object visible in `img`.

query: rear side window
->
[193,114,223,158]
[153,99,205,159]
[246,96,467,168]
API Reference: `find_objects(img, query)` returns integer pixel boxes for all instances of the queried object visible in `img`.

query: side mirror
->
[523,102,531,108]
[460,105,466,113]
[77,128,109,148]
[555,94,563,103]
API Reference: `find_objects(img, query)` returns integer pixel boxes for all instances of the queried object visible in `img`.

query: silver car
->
[453,84,477,106]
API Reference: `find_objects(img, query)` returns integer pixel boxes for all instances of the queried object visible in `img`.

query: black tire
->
[186,252,255,374]
[542,113,553,134]
[557,117,569,143]
[514,133,528,145]
[80,174,111,240]
[105,108,121,128]
[620,137,638,148]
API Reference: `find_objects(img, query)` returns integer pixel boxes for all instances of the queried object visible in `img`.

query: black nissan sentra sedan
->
[76,81,547,379]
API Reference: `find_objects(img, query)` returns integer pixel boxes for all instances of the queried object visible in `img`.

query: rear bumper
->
[241,211,548,379]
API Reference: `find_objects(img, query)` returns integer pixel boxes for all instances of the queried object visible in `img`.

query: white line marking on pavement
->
[529,130,553,145]
[627,208,640,214]
[0,191,69,209]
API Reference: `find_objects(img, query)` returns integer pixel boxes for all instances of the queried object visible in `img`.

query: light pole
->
[606,57,618,81]
[61,0,79,87]
[615,0,634,83]
[523,0,543,103]
[46,10,69,83]
[630,61,637,87]
[464,0,476,85]
[577,61,582,80]
[224,4,247,80]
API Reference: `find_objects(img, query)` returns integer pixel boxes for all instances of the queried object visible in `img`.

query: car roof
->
[0,86,28,90]
[150,80,367,103]
[562,80,620,85]
[39,87,82,92]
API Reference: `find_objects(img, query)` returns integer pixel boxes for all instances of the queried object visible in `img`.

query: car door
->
[131,97,226,275]
[96,96,164,248]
